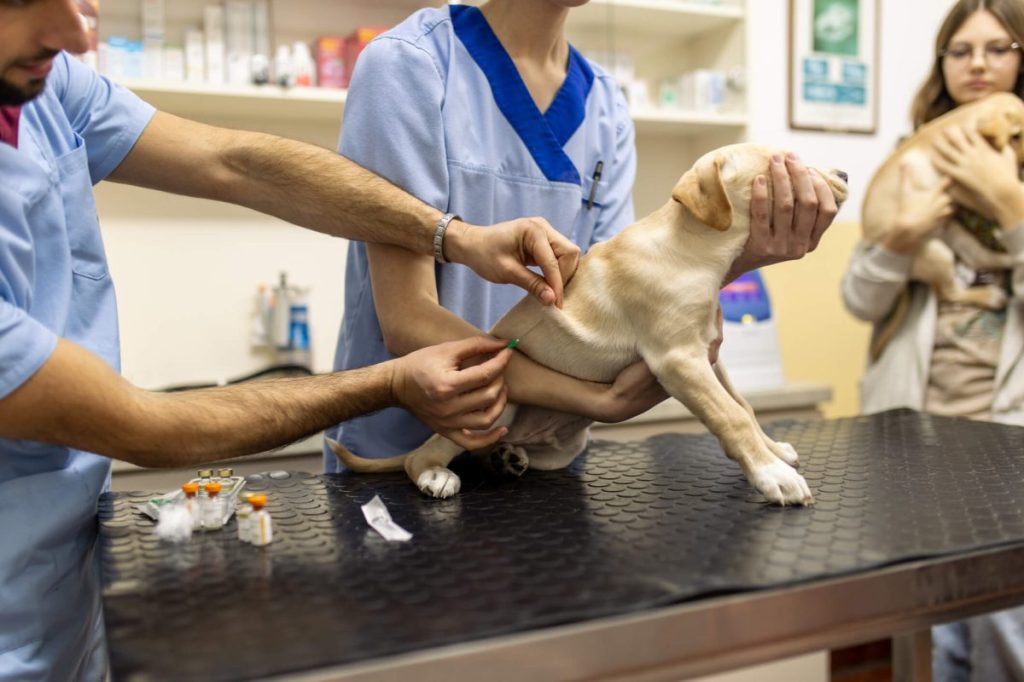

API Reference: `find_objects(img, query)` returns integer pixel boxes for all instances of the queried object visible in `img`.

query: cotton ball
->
[155,505,194,543]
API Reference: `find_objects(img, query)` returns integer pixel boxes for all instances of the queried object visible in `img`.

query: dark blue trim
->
[546,46,593,147]
[450,4,588,185]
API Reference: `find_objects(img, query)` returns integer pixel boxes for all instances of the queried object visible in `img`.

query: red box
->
[316,36,345,89]
[341,26,388,88]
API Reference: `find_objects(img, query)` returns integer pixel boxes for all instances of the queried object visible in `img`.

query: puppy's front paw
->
[749,460,814,506]
[416,466,461,498]
[772,441,800,468]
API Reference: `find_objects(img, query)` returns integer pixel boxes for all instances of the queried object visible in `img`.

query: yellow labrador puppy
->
[862,92,1024,359]
[330,144,849,506]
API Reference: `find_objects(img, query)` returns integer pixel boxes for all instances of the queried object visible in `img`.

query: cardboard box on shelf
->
[315,37,345,89]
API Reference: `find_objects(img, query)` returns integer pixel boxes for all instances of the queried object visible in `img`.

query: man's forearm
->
[221,129,440,252]
[111,113,442,254]
[0,338,398,468]
[135,365,396,467]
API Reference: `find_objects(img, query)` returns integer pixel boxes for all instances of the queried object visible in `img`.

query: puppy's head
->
[975,92,1024,163]
[671,144,850,233]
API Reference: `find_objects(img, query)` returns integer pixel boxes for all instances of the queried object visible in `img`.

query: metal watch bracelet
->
[433,212,460,264]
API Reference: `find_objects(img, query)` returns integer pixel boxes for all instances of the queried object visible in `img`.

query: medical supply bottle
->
[202,481,225,530]
[181,482,201,530]
[236,493,254,543]
[249,494,273,546]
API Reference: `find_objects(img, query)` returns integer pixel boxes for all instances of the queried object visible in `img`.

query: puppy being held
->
[861,92,1024,360]
[330,144,849,506]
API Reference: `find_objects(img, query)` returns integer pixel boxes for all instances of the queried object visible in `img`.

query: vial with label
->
[236,493,254,543]
[201,481,225,530]
[181,482,201,530]
[249,494,273,546]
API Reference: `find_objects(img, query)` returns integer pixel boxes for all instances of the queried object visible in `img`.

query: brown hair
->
[909,0,1024,128]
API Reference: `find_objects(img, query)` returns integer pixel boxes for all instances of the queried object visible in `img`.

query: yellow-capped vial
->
[249,494,273,546]
[217,467,233,479]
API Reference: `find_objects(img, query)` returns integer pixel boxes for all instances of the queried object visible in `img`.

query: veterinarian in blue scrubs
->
[0,3,595,678]
[325,0,839,466]
[842,1,1024,679]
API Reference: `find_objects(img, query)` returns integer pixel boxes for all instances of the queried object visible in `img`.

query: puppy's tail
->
[326,437,407,473]
[869,289,910,362]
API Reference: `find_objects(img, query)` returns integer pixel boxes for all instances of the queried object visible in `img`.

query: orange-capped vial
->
[201,481,225,530]
[249,494,273,546]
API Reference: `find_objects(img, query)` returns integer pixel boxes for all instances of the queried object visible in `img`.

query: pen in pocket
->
[587,160,603,210]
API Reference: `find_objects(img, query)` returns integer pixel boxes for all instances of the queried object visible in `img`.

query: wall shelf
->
[567,0,743,38]
[117,78,745,135]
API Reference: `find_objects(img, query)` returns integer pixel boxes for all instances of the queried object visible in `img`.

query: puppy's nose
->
[835,169,849,183]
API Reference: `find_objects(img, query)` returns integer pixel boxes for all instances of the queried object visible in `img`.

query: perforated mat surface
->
[100,410,1024,681]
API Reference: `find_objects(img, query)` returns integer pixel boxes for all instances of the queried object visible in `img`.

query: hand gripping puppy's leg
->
[649,349,813,506]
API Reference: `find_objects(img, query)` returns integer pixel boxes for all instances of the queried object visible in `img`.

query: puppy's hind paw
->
[416,466,461,499]
[750,460,814,506]
[486,444,529,478]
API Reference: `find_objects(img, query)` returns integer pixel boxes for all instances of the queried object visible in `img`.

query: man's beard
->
[0,76,44,106]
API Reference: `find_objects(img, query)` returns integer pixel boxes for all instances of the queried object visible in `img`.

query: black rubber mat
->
[100,410,1024,681]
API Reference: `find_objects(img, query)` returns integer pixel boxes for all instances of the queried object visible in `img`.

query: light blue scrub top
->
[0,53,154,680]
[325,5,636,468]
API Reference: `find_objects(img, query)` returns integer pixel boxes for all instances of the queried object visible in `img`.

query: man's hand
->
[390,336,513,450]
[444,218,581,307]
[725,153,839,283]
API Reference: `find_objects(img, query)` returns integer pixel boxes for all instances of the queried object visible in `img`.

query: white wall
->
[746,0,947,221]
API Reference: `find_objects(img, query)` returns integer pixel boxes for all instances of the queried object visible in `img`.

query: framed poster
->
[789,0,879,134]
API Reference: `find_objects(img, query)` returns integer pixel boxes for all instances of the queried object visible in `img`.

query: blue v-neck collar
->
[450,4,594,185]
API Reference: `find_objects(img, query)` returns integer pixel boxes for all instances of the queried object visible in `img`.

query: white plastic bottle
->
[274,44,293,87]
[291,41,315,87]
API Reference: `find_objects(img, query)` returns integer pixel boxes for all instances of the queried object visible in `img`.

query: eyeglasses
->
[939,40,1022,65]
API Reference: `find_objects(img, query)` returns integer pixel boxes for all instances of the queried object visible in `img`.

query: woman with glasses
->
[842,1,1024,680]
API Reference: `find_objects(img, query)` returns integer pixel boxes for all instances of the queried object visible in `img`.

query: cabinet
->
[92,0,748,388]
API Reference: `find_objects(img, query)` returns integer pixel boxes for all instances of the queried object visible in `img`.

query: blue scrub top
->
[325,5,636,467]
[0,53,154,680]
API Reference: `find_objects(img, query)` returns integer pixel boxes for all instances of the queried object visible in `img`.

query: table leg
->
[892,629,932,682]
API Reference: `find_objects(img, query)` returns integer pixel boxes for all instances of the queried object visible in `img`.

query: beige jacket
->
[841,227,1024,426]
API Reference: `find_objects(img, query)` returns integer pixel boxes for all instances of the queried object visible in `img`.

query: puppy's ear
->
[672,156,732,231]
[978,109,1013,150]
